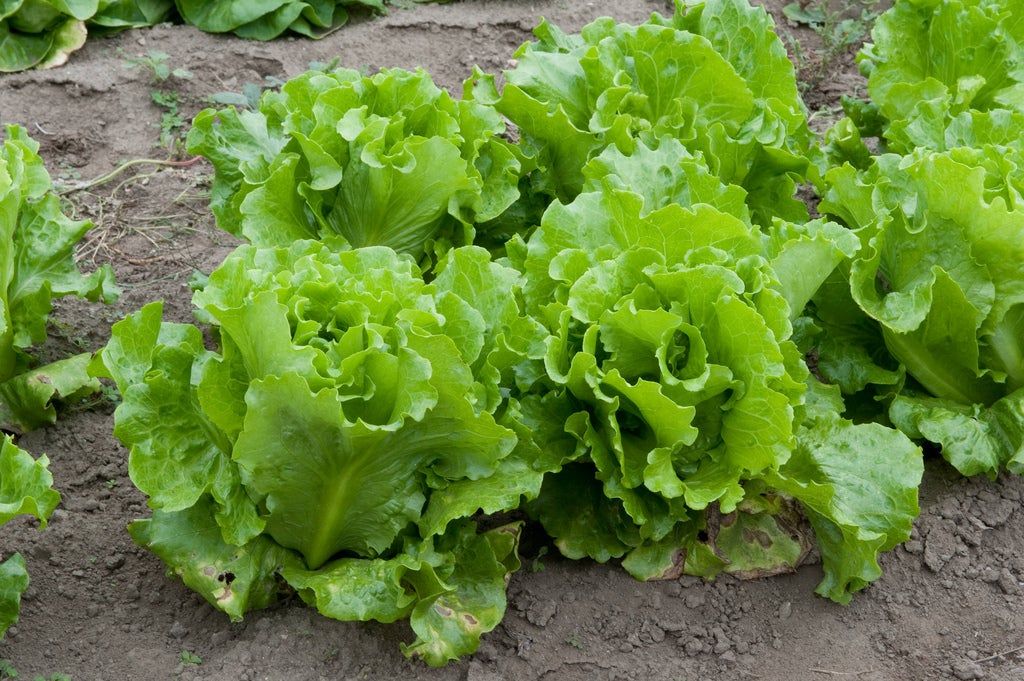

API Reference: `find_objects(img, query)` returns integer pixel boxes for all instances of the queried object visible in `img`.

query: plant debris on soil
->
[1,1,1022,680]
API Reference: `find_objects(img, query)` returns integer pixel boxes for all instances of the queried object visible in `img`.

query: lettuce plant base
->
[1,2,1023,680]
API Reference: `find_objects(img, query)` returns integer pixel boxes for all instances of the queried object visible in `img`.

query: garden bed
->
[1,1,1022,679]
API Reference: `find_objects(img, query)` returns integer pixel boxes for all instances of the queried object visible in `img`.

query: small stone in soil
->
[526,600,557,627]
[65,498,101,512]
[998,569,1019,594]
[952,661,986,680]
[684,592,706,608]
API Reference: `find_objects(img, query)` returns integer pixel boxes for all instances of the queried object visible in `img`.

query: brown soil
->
[1,1,1021,680]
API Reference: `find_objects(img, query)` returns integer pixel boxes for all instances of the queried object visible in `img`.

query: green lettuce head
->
[834,0,1024,158]
[501,140,922,603]
[94,241,538,665]
[188,66,524,259]
[174,0,384,40]
[819,144,1024,477]
[473,0,815,226]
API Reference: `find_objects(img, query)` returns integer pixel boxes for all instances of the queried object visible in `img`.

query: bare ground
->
[1,1,1021,680]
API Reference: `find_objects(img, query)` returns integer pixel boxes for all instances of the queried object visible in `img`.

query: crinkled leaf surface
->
[820,145,1024,473]
[188,67,522,258]
[102,241,526,662]
[768,407,922,603]
[494,0,813,224]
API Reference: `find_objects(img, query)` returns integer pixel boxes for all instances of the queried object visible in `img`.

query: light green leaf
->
[0,353,100,432]
[891,388,1024,478]
[0,554,29,639]
[283,554,419,624]
[769,410,922,603]
[0,435,59,527]
[403,522,521,667]
[0,435,59,639]
[129,499,301,621]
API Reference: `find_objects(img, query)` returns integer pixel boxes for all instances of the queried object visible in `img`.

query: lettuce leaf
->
[0,435,60,638]
[768,399,923,603]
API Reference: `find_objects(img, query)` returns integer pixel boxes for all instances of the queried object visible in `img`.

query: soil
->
[0,1,1021,680]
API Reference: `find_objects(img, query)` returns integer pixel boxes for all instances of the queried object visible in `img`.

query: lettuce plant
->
[0,125,117,432]
[494,140,923,603]
[833,0,1024,157]
[471,0,816,227]
[819,145,1024,477]
[0,1,450,72]
[188,67,523,259]
[173,0,385,40]
[94,241,544,665]
[0,435,60,638]
[0,0,178,72]
[816,0,1024,477]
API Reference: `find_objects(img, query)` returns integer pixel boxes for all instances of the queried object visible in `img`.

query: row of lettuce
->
[0,0,444,72]
[2,0,1022,666]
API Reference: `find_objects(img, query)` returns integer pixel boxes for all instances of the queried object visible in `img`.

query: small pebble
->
[952,661,986,680]
[169,621,188,639]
